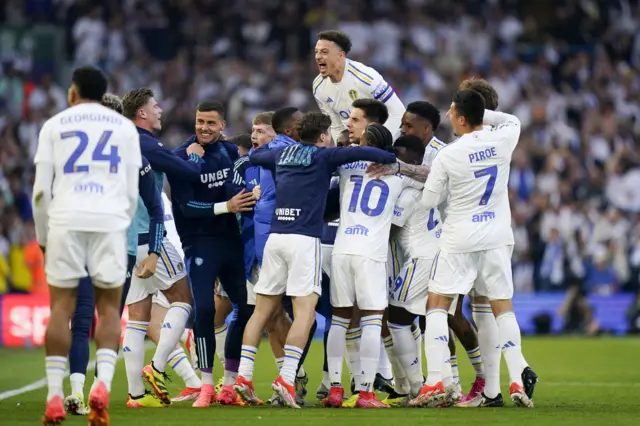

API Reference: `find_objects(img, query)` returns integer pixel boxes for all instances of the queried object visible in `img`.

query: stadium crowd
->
[1,0,640,297]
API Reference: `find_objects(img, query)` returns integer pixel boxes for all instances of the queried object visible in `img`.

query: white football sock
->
[497,311,524,386]
[389,323,423,395]
[466,346,485,379]
[95,348,117,392]
[450,355,460,387]
[359,315,383,392]
[378,338,394,380]
[152,302,192,372]
[123,320,149,396]
[275,357,284,372]
[345,326,362,389]
[297,365,306,378]
[411,322,423,379]
[327,316,349,386]
[424,309,449,386]
[168,348,201,389]
[223,369,238,386]
[280,345,303,386]
[238,345,257,381]
[472,303,500,397]
[521,354,529,371]
[383,334,408,394]
[70,373,85,397]
[45,356,66,400]
[322,371,331,388]
[201,371,214,386]
[214,323,227,367]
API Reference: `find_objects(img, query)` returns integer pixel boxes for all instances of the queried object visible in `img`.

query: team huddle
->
[33,30,538,425]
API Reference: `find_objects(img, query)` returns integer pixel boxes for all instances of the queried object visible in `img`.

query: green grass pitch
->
[1,337,639,426]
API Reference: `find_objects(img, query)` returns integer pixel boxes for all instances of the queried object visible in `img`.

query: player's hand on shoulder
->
[136,253,159,279]
[227,189,256,213]
[252,185,261,201]
[367,162,399,179]
[187,143,204,157]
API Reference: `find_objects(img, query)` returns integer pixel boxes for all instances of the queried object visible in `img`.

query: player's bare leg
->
[234,294,282,405]
[142,277,193,404]
[43,285,77,425]
[449,296,485,401]
[489,299,533,408]
[87,282,123,426]
[410,292,454,408]
[147,303,202,402]
[271,293,319,408]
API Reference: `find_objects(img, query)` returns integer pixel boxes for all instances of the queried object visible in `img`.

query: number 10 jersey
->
[34,103,142,232]
[333,160,418,262]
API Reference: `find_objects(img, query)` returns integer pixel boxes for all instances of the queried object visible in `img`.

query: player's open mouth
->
[318,64,327,72]
[252,142,259,149]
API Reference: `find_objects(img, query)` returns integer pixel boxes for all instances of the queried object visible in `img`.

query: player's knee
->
[388,305,414,325]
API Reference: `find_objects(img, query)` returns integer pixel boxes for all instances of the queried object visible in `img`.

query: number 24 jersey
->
[333,160,421,262]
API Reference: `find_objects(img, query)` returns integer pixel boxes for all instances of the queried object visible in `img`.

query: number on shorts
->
[62,130,121,174]
[348,175,389,217]
[473,165,497,205]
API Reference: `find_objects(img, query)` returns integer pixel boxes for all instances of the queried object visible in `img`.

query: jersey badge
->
[348,89,358,100]
[194,257,203,266]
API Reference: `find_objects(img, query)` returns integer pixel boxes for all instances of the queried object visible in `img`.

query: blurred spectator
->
[1,0,640,296]
[559,280,601,336]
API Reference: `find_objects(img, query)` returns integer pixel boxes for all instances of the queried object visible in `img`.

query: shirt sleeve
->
[138,156,165,255]
[422,153,449,209]
[249,146,279,170]
[483,110,521,151]
[34,119,54,165]
[32,162,54,246]
[370,72,405,140]
[327,147,396,168]
[126,124,143,169]
[144,140,202,181]
[392,188,417,227]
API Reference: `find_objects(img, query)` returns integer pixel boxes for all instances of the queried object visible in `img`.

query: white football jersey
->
[422,136,446,166]
[333,160,421,262]
[313,58,405,142]
[34,103,142,232]
[423,110,521,253]
[161,192,184,259]
[393,187,441,259]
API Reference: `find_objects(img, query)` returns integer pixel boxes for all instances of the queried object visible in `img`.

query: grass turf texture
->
[1,337,639,426]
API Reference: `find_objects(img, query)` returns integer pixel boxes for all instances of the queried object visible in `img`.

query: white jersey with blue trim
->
[313,59,405,142]
[422,111,520,253]
[161,192,184,259]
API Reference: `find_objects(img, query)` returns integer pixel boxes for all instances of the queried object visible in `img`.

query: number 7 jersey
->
[34,103,142,232]
[333,160,419,262]
[424,110,520,253]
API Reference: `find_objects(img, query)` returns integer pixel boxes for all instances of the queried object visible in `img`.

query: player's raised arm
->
[483,109,522,149]
[138,156,164,256]
[421,153,448,209]
[32,120,55,249]
[248,144,280,170]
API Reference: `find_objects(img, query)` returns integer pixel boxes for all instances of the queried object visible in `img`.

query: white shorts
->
[389,257,432,316]
[321,244,333,279]
[331,254,388,310]
[254,233,322,297]
[429,245,514,300]
[152,291,170,309]
[125,238,187,305]
[45,227,127,288]
[216,264,258,305]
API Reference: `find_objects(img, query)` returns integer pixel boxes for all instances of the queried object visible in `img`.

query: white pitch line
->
[0,342,155,401]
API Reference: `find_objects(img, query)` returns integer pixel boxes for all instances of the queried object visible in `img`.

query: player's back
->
[394,187,441,260]
[333,160,405,262]
[437,124,518,253]
[42,103,139,232]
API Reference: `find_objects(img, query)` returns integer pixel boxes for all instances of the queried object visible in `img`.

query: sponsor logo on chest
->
[200,168,229,188]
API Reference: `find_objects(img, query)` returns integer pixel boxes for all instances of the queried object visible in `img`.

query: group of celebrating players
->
[33,30,539,425]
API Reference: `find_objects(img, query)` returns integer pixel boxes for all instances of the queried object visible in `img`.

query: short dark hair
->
[317,30,352,54]
[71,66,107,102]
[352,99,389,125]
[101,93,123,114]
[196,100,225,119]
[406,101,441,130]
[452,90,486,127]
[365,123,393,150]
[230,134,252,151]
[122,88,154,120]
[297,112,332,142]
[272,107,300,134]
[393,135,425,164]
[459,78,499,111]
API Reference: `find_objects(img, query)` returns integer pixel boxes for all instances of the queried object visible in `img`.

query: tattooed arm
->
[366,159,430,182]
